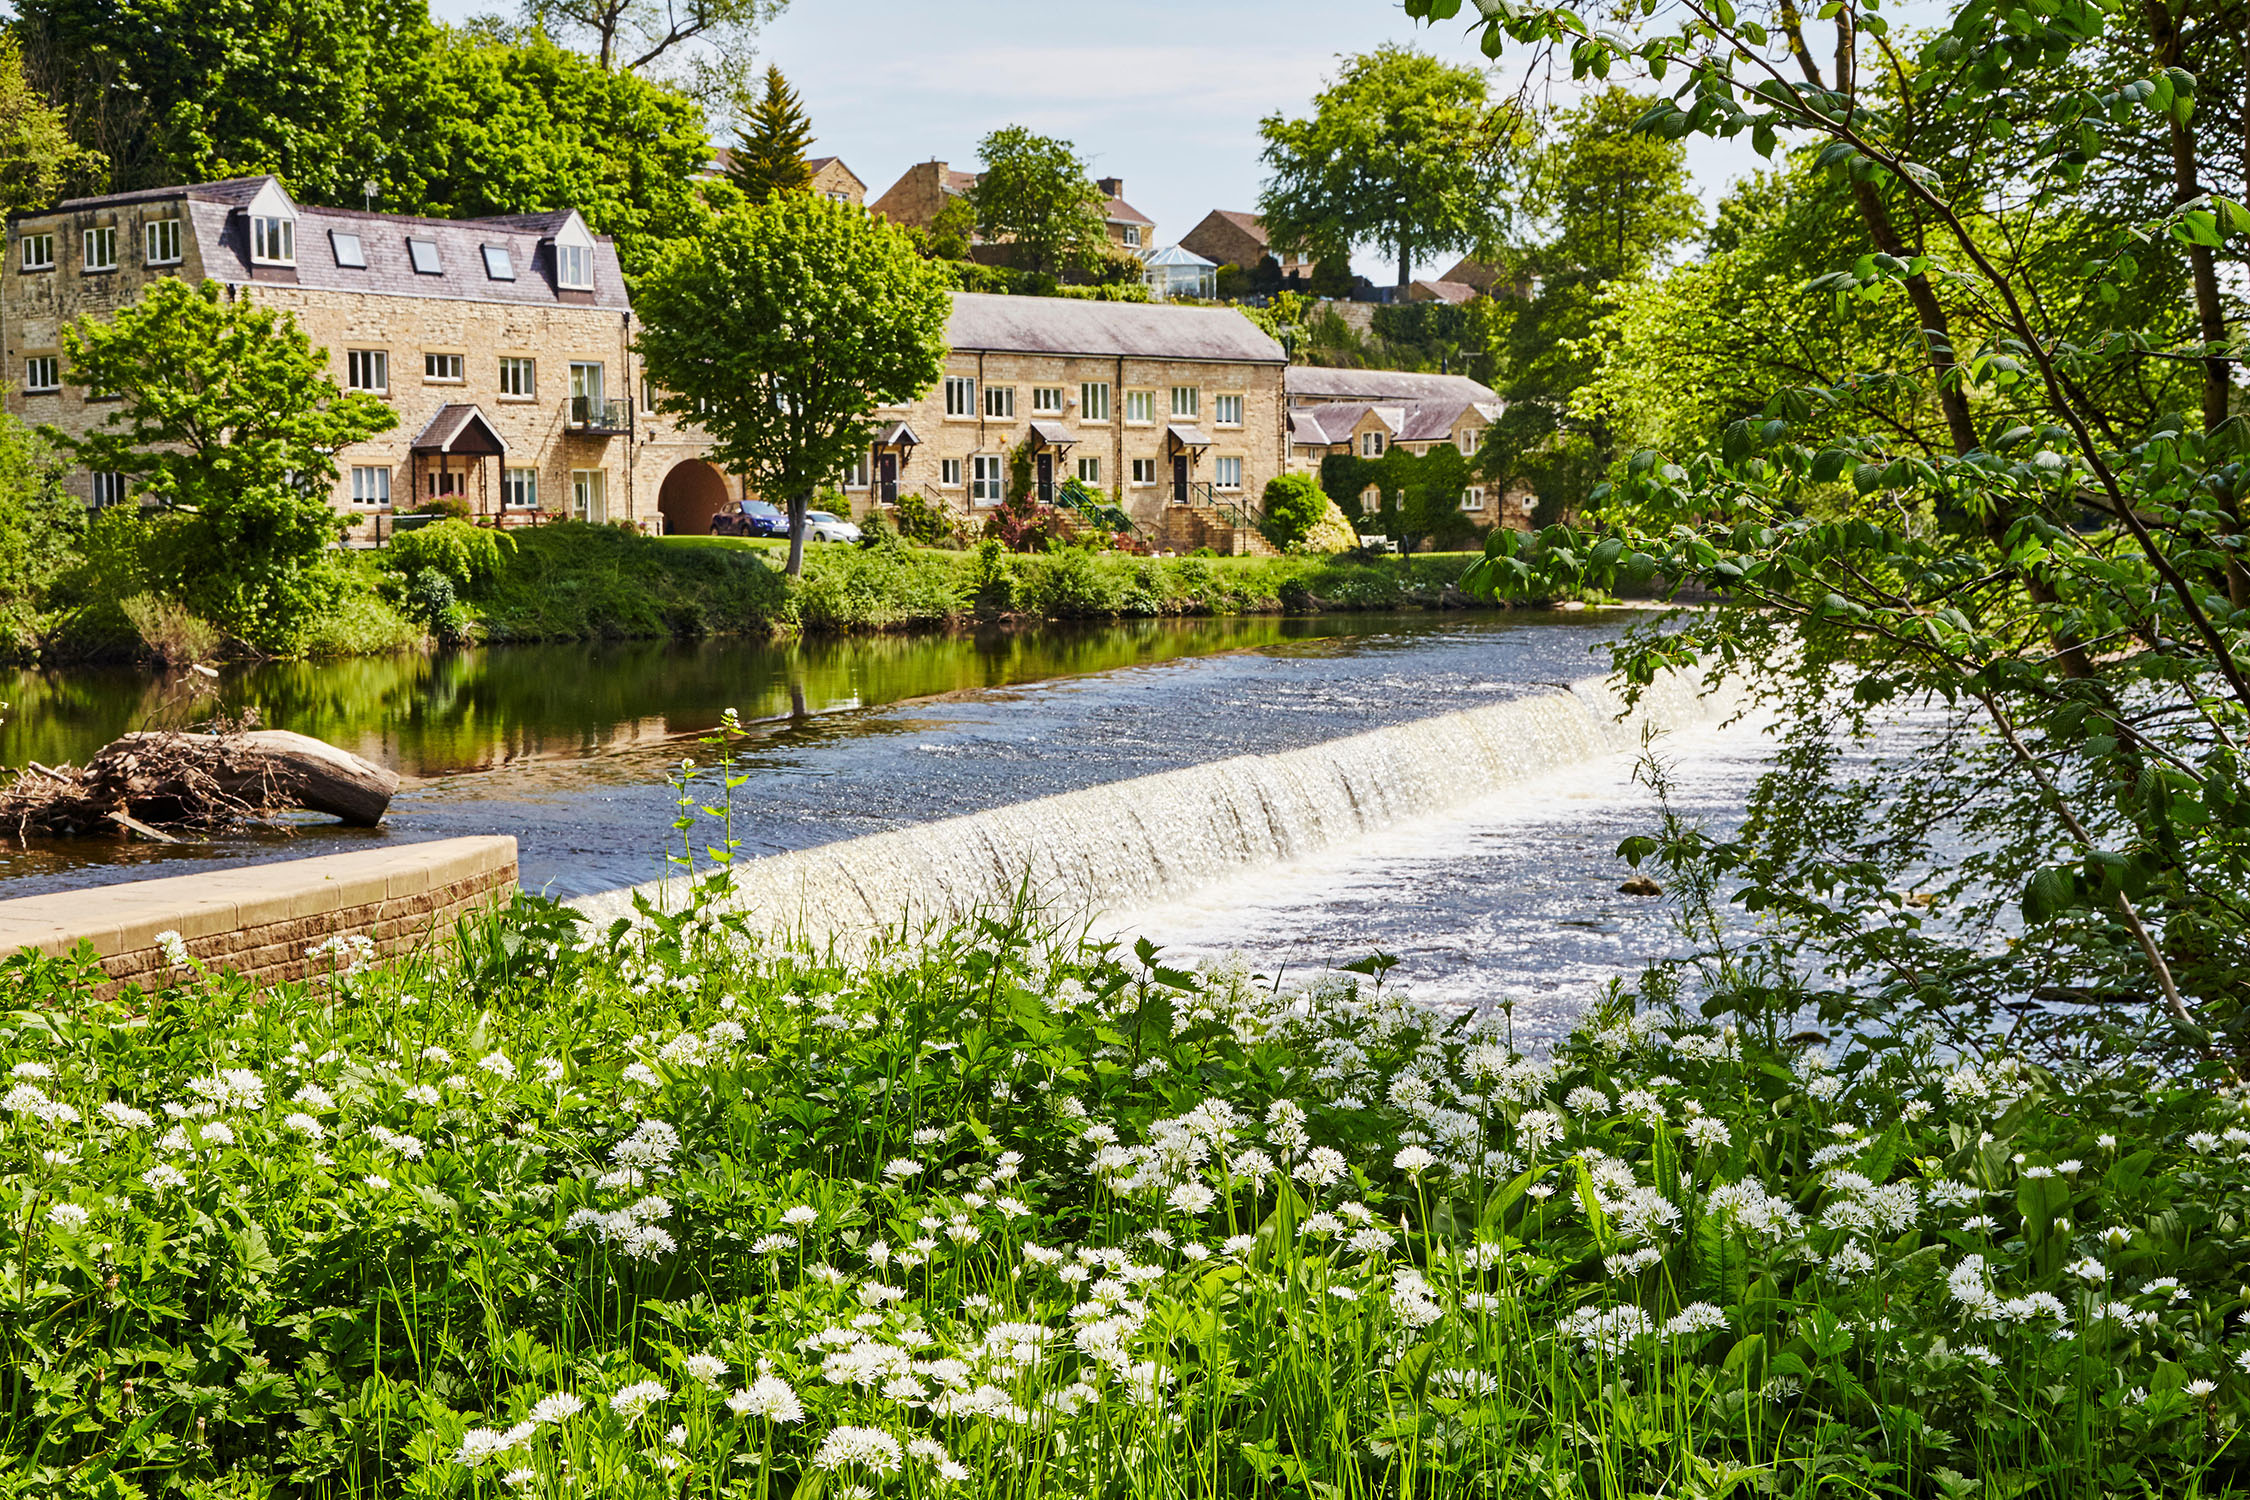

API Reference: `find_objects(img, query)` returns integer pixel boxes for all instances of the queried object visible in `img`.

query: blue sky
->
[430,0,1760,282]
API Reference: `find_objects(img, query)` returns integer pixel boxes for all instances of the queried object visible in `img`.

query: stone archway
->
[656,459,731,535]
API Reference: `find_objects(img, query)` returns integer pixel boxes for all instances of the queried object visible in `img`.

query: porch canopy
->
[411,404,507,457]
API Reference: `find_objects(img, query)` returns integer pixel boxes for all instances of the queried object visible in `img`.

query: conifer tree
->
[727,65,814,202]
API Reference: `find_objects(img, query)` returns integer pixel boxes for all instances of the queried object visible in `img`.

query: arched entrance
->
[657,460,731,534]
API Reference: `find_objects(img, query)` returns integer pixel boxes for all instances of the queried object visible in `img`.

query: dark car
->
[710,499,787,538]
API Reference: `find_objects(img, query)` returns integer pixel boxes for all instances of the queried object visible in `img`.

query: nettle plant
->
[1413,0,2250,1067]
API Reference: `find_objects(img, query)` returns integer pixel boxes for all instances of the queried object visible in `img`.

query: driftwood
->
[0,722,399,841]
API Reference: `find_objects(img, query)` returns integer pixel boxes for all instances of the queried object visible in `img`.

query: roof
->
[1285,366,1499,404]
[1166,423,1209,450]
[1410,279,1481,305]
[53,176,271,212]
[945,168,979,194]
[873,421,921,447]
[1028,419,1077,448]
[1104,193,1154,227]
[1290,397,1504,447]
[1141,244,1215,269]
[944,292,1285,364]
[1207,209,1268,243]
[412,404,507,456]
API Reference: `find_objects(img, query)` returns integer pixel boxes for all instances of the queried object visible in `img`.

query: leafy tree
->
[923,193,978,261]
[635,195,950,576]
[0,415,80,652]
[967,126,1108,279]
[726,64,812,202]
[47,278,396,652]
[1259,473,1331,551]
[0,36,103,213]
[526,0,781,101]
[1418,0,2250,1062]
[1257,45,1517,288]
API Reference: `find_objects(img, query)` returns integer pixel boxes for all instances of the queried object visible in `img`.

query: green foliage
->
[478,522,787,641]
[0,35,102,213]
[0,414,79,654]
[49,278,396,653]
[725,64,812,202]
[1260,472,1332,550]
[384,518,514,594]
[1324,446,1481,553]
[968,124,1109,279]
[634,194,950,575]
[1258,45,1520,286]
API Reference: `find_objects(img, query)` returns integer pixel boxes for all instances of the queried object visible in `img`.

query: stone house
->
[854,292,1286,545]
[700,150,866,207]
[1177,210,1316,279]
[870,162,1154,252]
[1284,366,1530,531]
[1,175,735,535]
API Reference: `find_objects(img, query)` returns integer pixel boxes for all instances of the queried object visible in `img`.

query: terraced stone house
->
[1,175,737,535]
[1285,367,1531,531]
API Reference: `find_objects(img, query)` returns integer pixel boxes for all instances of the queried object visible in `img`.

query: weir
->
[570,669,1744,945]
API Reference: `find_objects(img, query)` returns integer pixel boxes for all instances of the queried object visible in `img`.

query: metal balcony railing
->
[568,396,632,434]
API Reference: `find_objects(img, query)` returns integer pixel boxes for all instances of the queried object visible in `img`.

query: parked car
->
[804,510,863,544]
[710,499,786,538]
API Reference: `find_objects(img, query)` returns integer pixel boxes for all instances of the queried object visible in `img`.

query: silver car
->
[804,510,863,544]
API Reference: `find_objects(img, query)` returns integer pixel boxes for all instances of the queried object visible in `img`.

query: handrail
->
[568,396,633,433]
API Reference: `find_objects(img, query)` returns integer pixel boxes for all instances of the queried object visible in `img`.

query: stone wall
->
[0,837,517,996]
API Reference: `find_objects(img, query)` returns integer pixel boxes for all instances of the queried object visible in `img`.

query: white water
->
[571,669,1747,946]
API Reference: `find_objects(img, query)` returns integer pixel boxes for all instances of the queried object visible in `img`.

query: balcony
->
[567,396,632,435]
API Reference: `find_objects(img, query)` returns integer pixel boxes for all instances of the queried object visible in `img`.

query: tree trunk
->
[1398,236,1411,290]
[787,491,809,576]
[100,730,399,826]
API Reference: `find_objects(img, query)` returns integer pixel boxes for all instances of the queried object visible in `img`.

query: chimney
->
[1095,177,1123,199]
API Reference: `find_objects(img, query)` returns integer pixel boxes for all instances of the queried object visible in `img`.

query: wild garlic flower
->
[48,1202,90,1231]
[814,1426,903,1474]
[154,930,191,969]
[609,1381,670,1421]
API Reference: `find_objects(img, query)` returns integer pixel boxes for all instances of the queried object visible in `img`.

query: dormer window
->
[244,179,300,266]
[407,238,442,275]
[554,243,591,289]
[481,245,514,280]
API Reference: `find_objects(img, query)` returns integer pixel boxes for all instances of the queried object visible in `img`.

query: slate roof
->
[944,292,1285,365]
[1290,397,1503,447]
[412,404,508,455]
[1410,279,1481,305]
[1284,366,1499,404]
[1103,193,1154,228]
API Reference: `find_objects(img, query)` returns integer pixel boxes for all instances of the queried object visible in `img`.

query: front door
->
[1172,455,1189,504]
[878,452,898,506]
[1036,451,1054,505]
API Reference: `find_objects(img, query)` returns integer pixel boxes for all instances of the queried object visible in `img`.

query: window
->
[1076,457,1101,484]
[23,356,60,392]
[481,245,515,280]
[1170,386,1198,418]
[425,352,463,383]
[503,467,539,510]
[971,454,1004,505]
[984,385,1015,419]
[499,357,536,398]
[570,361,605,407]
[90,471,129,509]
[841,452,869,488]
[1214,456,1243,490]
[251,214,295,265]
[346,349,388,393]
[329,231,365,268]
[1032,386,1065,415]
[1460,487,1484,512]
[19,233,53,271]
[554,243,593,289]
[407,238,442,275]
[944,376,976,417]
[349,466,392,508]
[1123,225,1142,249]
[82,227,117,271]
[426,470,463,499]
[939,457,963,487]
[571,468,606,522]
[1080,381,1110,421]
[1458,428,1479,455]
[1213,394,1243,427]
[144,218,181,266]
[1131,458,1157,486]
[1125,389,1155,424]
[1361,430,1385,457]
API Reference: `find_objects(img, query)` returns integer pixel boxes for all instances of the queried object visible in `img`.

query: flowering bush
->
[2,897,2248,1499]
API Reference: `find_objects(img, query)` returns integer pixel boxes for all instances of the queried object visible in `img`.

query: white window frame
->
[144,218,182,266]
[251,215,295,266]
[23,356,59,393]
[939,457,963,488]
[349,466,392,508]
[970,453,1005,505]
[841,452,870,489]
[1460,487,1484,512]
[1123,225,1142,249]
[1362,431,1385,457]
[424,352,464,383]
[984,385,1015,419]
[498,356,536,399]
[554,243,593,290]
[1125,390,1156,425]
[1170,386,1199,418]
[1031,386,1065,415]
[1076,456,1101,484]
[571,468,606,522]
[1458,428,1479,455]
[19,233,54,271]
[1214,456,1243,490]
[346,349,389,394]
[570,361,605,405]
[90,471,129,509]
[1079,381,1110,422]
[943,376,976,418]
[1213,394,1243,427]
[82,227,117,272]
[503,467,539,510]
[1130,458,1157,486]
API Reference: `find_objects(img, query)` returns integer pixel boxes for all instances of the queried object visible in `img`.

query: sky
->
[430,0,1764,284]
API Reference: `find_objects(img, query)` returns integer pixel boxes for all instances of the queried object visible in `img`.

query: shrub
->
[386,518,514,593]
[1260,473,1330,550]
[117,592,221,663]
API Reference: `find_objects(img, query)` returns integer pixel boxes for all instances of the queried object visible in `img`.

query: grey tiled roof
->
[412,404,508,455]
[1285,366,1498,404]
[945,292,1284,364]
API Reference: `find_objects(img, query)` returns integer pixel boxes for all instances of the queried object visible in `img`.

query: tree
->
[726,64,812,201]
[0,37,103,214]
[0,415,80,653]
[47,279,396,652]
[1257,45,1516,288]
[1259,473,1331,551]
[526,0,781,101]
[967,126,1107,279]
[635,195,950,576]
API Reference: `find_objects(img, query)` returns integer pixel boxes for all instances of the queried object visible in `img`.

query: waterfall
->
[570,669,1743,942]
